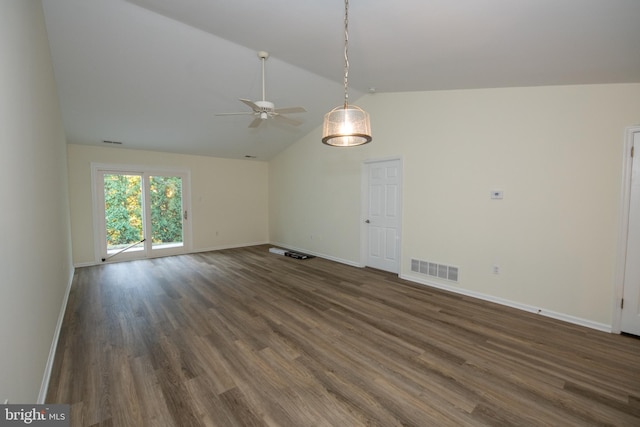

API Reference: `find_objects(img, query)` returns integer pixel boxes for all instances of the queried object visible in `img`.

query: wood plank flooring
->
[46,245,640,426]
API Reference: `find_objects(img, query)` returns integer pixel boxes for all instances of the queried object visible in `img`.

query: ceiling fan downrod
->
[258,50,269,102]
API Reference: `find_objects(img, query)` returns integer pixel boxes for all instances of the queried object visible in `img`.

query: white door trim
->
[361,157,403,274]
[613,126,640,333]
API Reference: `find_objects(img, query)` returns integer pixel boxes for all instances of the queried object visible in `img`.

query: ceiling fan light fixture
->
[322,0,371,147]
[322,105,371,146]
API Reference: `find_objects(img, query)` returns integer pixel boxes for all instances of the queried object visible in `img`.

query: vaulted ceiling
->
[42,0,640,160]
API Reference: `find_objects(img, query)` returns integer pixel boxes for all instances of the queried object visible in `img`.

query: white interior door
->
[365,159,402,273]
[622,131,640,335]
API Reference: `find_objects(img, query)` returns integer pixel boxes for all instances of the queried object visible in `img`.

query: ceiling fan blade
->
[214,112,254,116]
[248,117,263,128]
[273,106,306,114]
[274,114,302,126]
[239,99,260,111]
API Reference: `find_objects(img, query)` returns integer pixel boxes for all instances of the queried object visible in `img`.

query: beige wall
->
[0,1,73,403]
[269,83,640,328]
[67,144,269,265]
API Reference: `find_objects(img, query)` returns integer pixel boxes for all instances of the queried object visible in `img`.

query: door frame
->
[613,126,640,333]
[360,156,403,274]
[91,162,192,263]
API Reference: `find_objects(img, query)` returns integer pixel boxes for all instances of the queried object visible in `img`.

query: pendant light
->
[322,0,372,147]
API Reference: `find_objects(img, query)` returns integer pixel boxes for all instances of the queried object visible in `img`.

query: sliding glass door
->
[94,165,190,262]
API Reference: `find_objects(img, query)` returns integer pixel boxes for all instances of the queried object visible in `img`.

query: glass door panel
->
[103,173,145,255]
[149,175,184,250]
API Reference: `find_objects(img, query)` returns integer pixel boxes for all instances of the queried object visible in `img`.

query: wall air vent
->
[411,258,459,282]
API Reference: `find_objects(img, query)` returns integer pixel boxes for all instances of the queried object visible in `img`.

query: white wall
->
[269,83,640,328]
[0,0,73,403]
[67,144,269,265]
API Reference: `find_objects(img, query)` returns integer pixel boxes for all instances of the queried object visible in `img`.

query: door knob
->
[365,219,370,223]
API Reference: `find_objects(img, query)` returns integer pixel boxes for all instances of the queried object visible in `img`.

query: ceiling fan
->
[216,51,306,128]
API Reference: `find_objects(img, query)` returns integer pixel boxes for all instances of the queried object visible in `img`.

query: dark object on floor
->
[284,250,314,260]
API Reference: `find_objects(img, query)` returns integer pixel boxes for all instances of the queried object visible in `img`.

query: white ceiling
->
[42,0,640,160]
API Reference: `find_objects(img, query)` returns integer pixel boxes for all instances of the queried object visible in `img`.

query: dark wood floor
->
[47,245,640,426]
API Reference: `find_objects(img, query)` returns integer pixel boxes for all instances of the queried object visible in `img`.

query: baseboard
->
[265,246,610,332]
[400,273,612,333]
[74,261,95,268]
[269,242,364,268]
[193,241,269,254]
[38,266,75,404]
[74,241,271,268]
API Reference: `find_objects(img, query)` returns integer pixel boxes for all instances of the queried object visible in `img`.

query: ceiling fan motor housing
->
[255,101,274,120]
[255,100,275,113]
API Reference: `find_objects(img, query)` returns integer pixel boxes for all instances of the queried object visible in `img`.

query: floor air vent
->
[411,259,459,282]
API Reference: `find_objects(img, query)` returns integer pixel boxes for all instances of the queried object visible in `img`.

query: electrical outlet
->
[491,190,504,199]
[492,265,500,274]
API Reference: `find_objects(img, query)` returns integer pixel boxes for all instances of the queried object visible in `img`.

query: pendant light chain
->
[343,0,350,109]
